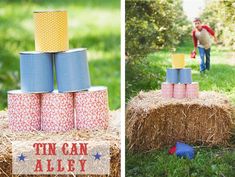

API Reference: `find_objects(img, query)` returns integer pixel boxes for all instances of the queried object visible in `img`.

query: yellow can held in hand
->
[34,10,69,53]
[172,54,185,68]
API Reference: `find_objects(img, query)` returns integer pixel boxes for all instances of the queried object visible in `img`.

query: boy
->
[192,17,217,73]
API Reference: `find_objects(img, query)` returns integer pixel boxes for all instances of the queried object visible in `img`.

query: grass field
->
[126,146,235,177]
[126,39,235,176]
[0,0,120,110]
[126,39,235,104]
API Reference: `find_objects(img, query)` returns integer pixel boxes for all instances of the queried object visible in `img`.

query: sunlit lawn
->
[126,39,235,105]
[0,0,120,110]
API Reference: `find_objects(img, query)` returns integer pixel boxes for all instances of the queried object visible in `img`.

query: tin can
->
[41,90,74,132]
[74,86,109,130]
[179,68,192,84]
[173,84,186,99]
[186,82,199,98]
[8,90,41,132]
[20,52,54,93]
[34,10,68,52]
[161,82,173,98]
[166,68,179,84]
[172,54,185,68]
[55,48,91,92]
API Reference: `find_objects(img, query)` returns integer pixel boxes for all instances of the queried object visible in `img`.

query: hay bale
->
[0,110,120,177]
[126,90,235,152]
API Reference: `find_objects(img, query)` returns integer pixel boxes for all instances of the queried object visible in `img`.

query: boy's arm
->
[192,30,197,51]
[202,25,217,43]
[202,25,215,36]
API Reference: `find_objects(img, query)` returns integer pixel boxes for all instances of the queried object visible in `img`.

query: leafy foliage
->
[126,39,235,103]
[125,0,191,62]
[125,0,191,100]
[201,0,235,50]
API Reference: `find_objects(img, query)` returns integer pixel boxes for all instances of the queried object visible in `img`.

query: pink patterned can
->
[161,82,173,98]
[74,86,109,130]
[186,82,199,98]
[173,84,186,99]
[41,91,74,132]
[8,90,41,132]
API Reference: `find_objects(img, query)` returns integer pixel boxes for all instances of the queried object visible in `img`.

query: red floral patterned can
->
[186,82,199,98]
[41,91,74,132]
[8,90,41,132]
[161,82,174,98]
[173,84,186,99]
[74,86,109,130]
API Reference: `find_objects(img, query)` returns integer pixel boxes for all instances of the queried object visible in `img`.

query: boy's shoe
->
[204,70,209,77]
[200,70,206,74]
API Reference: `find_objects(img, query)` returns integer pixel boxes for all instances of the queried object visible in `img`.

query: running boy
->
[192,17,217,73]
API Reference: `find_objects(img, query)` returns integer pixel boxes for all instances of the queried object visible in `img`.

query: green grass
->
[126,39,235,105]
[126,146,235,177]
[126,39,235,176]
[0,0,120,110]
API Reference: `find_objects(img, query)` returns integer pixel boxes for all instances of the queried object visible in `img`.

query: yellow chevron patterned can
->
[34,10,68,52]
[172,54,185,68]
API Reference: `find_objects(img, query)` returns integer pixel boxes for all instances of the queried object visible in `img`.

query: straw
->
[126,90,235,152]
[0,110,120,177]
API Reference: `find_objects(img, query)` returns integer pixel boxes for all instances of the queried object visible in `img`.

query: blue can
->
[166,68,179,84]
[54,48,91,92]
[179,68,192,84]
[20,52,54,93]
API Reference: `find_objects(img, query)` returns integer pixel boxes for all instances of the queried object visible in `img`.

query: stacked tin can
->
[161,54,199,99]
[8,10,109,132]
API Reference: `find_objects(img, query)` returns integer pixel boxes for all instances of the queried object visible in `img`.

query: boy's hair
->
[193,17,201,23]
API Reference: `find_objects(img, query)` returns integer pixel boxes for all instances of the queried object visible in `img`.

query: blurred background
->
[0,0,120,110]
[126,0,235,176]
[126,0,235,103]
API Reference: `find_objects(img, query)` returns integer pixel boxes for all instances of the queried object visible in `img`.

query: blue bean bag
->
[175,142,195,160]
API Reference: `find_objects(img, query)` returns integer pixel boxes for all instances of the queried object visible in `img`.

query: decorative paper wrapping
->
[55,49,91,92]
[8,90,41,132]
[34,10,68,52]
[173,84,186,99]
[20,52,53,93]
[166,68,179,84]
[172,54,185,68]
[74,86,109,130]
[161,82,173,98]
[186,82,199,98]
[179,68,192,84]
[41,91,74,132]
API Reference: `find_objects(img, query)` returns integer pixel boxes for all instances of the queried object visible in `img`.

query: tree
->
[125,0,191,101]
[125,0,191,63]
[200,0,235,50]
